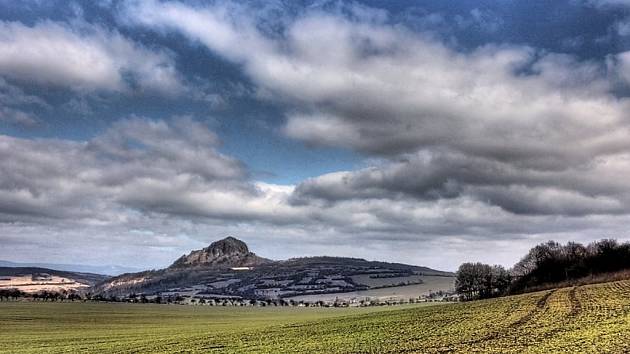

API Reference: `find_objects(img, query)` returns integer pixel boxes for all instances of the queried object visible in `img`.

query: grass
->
[3,280,630,353]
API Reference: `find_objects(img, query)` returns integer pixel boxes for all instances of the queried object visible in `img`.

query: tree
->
[490,265,512,297]
[455,263,477,300]
[0,289,24,301]
[67,292,81,301]
[456,262,510,300]
[510,239,630,294]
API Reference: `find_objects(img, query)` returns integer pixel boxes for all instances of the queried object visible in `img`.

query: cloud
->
[0,78,46,127]
[124,2,626,158]
[4,116,630,270]
[0,117,245,223]
[455,8,504,33]
[0,107,38,127]
[615,18,630,36]
[6,1,630,270]
[610,51,630,87]
[122,1,630,216]
[291,150,630,216]
[589,0,630,6]
[0,20,183,94]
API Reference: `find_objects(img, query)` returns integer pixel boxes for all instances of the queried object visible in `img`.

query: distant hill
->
[0,260,140,276]
[0,267,109,293]
[93,236,454,300]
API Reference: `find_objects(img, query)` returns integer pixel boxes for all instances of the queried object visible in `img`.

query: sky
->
[3,0,630,271]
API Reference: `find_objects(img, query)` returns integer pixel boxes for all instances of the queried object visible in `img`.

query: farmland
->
[3,280,630,353]
[0,267,106,294]
[286,275,454,303]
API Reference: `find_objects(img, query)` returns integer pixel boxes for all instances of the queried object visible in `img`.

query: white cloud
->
[0,20,183,94]
[120,1,630,217]
[124,1,629,165]
[0,117,245,223]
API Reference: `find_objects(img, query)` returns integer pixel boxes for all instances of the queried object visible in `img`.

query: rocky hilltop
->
[169,237,270,268]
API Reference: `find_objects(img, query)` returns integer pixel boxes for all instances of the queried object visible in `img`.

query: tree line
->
[0,289,455,307]
[0,289,81,301]
[456,238,630,300]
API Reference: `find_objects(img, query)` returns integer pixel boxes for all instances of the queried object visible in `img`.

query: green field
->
[3,280,630,353]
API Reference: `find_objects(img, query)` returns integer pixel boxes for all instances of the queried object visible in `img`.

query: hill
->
[3,280,630,352]
[0,260,139,276]
[93,236,453,300]
[0,267,108,293]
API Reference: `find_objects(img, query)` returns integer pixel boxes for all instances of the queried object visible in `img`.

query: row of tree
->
[0,289,81,301]
[456,239,630,300]
[0,289,452,307]
[0,289,25,301]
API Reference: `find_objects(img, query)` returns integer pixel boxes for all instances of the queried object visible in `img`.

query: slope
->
[0,267,108,293]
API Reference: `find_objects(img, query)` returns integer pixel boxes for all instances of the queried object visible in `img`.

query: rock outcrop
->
[169,236,270,268]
